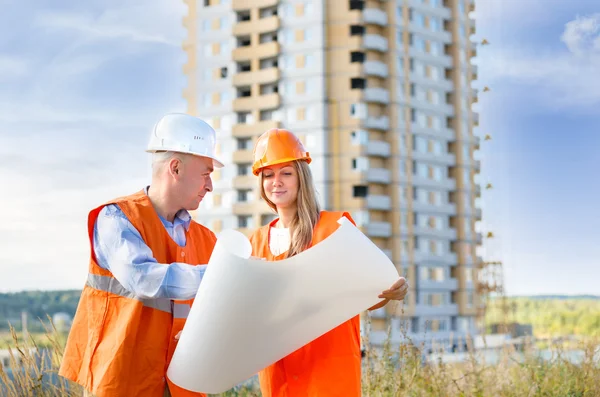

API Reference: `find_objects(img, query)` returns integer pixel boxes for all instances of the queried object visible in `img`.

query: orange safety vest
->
[59,191,216,397]
[249,211,362,397]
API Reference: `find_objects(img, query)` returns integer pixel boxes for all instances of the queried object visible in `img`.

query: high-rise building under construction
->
[183,0,481,350]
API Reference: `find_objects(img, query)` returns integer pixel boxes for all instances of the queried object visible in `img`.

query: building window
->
[237,138,251,150]
[351,129,368,145]
[349,0,365,10]
[350,51,365,63]
[237,10,250,21]
[350,78,366,89]
[237,86,251,97]
[260,109,275,121]
[237,61,251,72]
[237,215,253,228]
[237,189,253,202]
[261,214,277,225]
[237,163,251,176]
[237,112,254,124]
[260,6,277,18]
[353,185,368,197]
[237,36,251,47]
[350,103,367,118]
[349,25,365,36]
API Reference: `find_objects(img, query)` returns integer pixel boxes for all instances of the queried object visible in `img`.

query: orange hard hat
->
[252,128,311,175]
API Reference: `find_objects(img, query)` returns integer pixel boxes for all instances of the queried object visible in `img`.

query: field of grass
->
[1,315,600,397]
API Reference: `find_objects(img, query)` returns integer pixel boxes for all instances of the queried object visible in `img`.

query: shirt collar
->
[144,186,192,231]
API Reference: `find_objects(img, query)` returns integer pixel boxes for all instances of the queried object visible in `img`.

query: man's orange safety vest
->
[249,211,362,397]
[59,191,215,397]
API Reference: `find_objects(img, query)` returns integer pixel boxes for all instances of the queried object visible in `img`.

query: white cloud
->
[34,1,186,47]
[479,13,600,109]
[560,13,600,55]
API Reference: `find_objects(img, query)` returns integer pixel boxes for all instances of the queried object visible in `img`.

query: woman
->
[249,128,409,397]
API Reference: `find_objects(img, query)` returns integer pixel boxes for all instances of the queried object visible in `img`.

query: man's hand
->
[378,277,409,301]
[175,331,182,340]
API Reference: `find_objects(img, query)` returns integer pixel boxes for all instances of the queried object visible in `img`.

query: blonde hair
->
[259,160,321,258]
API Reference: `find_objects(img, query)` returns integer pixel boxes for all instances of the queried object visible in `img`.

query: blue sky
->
[0,1,598,295]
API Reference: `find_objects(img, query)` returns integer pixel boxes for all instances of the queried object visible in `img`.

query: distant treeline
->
[3,290,600,337]
[485,297,600,338]
[0,290,81,331]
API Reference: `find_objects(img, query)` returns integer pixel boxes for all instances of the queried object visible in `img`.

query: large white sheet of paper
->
[167,217,399,393]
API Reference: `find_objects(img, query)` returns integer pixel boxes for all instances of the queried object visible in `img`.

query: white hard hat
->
[146,113,224,168]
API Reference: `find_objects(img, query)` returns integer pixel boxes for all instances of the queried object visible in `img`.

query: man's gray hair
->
[151,151,189,177]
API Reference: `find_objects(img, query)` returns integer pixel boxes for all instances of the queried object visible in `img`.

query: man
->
[59,113,222,397]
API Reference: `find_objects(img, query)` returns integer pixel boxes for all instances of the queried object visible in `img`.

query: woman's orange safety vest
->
[59,191,216,397]
[249,211,362,397]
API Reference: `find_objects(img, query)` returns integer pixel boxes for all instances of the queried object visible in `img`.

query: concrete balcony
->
[232,120,280,137]
[365,140,391,157]
[412,251,458,265]
[474,159,481,171]
[363,34,388,52]
[409,0,452,19]
[475,207,482,220]
[363,87,390,104]
[408,24,452,43]
[414,304,459,316]
[413,226,458,240]
[411,97,455,116]
[365,222,392,238]
[420,279,459,291]
[411,176,457,190]
[412,151,456,166]
[233,0,277,10]
[233,42,279,61]
[409,73,454,92]
[408,48,453,67]
[232,93,280,112]
[410,201,457,216]
[232,175,256,190]
[411,124,456,141]
[363,115,390,130]
[232,149,254,163]
[366,194,392,210]
[365,168,391,184]
[363,60,388,78]
[232,201,258,214]
[363,8,387,26]
[473,112,480,125]
[233,15,279,36]
[233,67,280,87]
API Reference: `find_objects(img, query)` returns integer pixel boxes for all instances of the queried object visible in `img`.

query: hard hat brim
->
[252,156,311,175]
[146,148,225,168]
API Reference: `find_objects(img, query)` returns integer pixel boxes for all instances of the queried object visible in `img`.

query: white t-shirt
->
[269,227,290,256]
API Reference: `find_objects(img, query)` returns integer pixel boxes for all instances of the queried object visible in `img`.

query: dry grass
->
[1,316,599,397]
[0,317,83,396]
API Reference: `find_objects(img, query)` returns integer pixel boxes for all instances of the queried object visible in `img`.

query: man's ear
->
[169,157,181,177]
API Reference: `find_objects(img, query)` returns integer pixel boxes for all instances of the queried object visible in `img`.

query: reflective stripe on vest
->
[173,303,191,319]
[86,273,173,314]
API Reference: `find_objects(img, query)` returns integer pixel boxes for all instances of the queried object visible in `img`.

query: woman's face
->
[262,161,299,210]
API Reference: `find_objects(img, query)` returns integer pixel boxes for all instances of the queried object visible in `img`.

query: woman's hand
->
[379,277,409,301]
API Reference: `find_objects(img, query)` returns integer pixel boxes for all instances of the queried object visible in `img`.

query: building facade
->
[183,0,481,350]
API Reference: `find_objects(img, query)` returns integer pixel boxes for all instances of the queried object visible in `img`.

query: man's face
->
[176,155,214,211]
